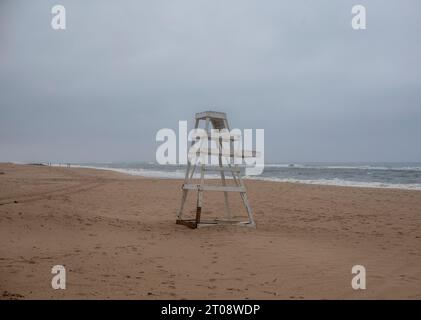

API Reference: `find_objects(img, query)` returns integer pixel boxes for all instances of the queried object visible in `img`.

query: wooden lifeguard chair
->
[176,111,256,229]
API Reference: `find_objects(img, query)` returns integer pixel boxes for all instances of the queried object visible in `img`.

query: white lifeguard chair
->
[176,111,257,229]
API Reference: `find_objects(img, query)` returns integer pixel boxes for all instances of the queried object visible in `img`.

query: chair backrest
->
[195,111,228,130]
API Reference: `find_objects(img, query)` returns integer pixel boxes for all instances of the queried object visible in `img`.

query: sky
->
[1,0,420,163]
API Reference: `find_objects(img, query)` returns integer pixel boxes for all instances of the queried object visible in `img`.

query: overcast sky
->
[1,0,420,163]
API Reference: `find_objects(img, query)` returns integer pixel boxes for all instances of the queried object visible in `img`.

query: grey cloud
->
[1,0,420,163]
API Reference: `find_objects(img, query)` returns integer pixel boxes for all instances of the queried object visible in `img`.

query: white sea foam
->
[264,164,421,171]
[68,164,221,180]
[65,164,421,191]
[245,176,421,190]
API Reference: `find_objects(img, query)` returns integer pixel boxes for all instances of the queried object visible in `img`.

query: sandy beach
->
[0,163,420,299]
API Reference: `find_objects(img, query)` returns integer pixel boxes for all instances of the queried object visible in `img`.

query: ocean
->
[68,162,421,191]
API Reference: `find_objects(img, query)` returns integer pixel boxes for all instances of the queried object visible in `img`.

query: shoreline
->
[42,162,421,192]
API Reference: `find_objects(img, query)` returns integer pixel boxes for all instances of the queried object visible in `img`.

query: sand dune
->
[0,163,420,299]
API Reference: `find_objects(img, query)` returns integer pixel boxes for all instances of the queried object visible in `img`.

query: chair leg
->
[178,189,188,219]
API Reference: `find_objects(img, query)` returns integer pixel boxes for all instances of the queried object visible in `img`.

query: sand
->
[0,163,420,299]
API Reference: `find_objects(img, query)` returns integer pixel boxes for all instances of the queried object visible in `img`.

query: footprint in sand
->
[2,291,24,299]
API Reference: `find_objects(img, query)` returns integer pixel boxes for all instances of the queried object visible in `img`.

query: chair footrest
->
[203,165,241,172]
[182,184,246,192]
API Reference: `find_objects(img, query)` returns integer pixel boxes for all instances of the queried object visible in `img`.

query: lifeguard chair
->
[176,111,257,228]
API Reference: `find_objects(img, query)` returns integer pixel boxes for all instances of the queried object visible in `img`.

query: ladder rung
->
[207,135,240,141]
[203,166,241,172]
[182,184,246,192]
[192,132,241,141]
[194,148,260,158]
